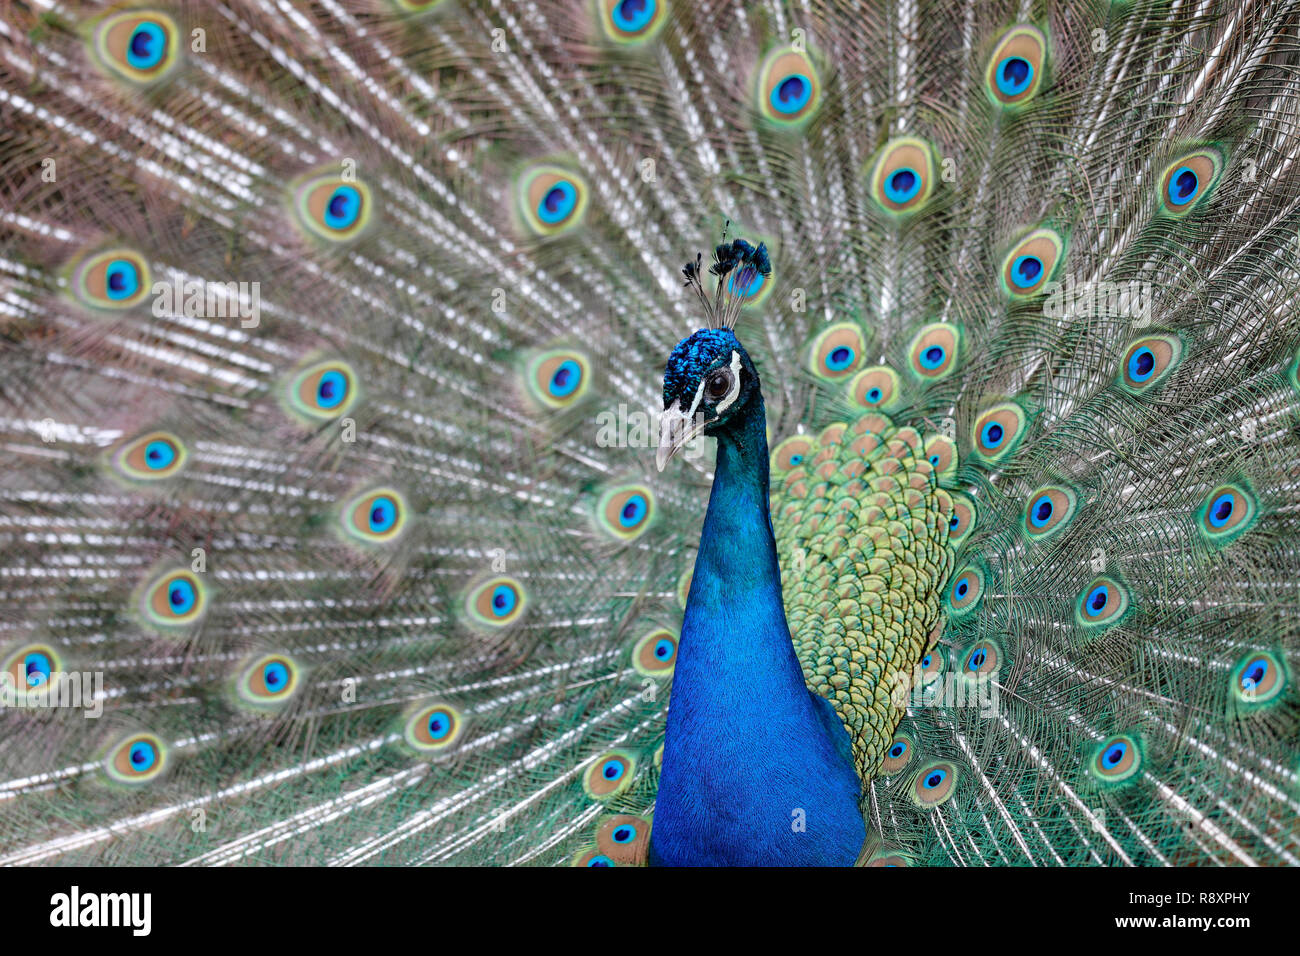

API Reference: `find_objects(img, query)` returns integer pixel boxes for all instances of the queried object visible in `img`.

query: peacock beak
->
[656,399,708,471]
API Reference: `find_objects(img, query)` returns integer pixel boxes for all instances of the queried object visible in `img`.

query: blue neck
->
[649,395,865,866]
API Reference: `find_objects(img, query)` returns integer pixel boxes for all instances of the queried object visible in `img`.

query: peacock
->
[1,0,1298,868]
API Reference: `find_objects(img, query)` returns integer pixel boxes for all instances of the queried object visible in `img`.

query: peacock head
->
[657,328,761,471]
[657,236,771,471]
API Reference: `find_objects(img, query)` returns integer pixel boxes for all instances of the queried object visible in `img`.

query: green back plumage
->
[0,0,1298,866]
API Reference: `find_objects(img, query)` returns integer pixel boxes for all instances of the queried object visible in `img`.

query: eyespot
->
[341,488,408,544]
[911,760,958,807]
[907,323,961,380]
[236,654,301,709]
[632,627,678,677]
[923,434,959,484]
[105,733,167,785]
[2,643,62,690]
[404,703,465,753]
[574,851,617,867]
[293,175,374,242]
[525,349,591,409]
[848,366,901,411]
[881,733,914,775]
[140,569,207,629]
[583,750,637,800]
[918,646,946,686]
[466,576,527,628]
[518,165,588,236]
[70,249,151,310]
[112,431,187,481]
[676,565,692,609]
[758,46,820,124]
[597,484,656,541]
[1022,484,1078,538]
[595,814,651,864]
[946,565,984,617]
[91,10,180,84]
[1075,576,1130,628]
[287,359,359,421]
[1000,228,1063,297]
[771,435,815,473]
[598,0,666,42]
[807,322,867,381]
[985,25,1047,106]
[1159,149,1223,216]
[961,639,1000,680]
[1231,651,1285,706]
[869,137,936,215]
[1088,734,1143,784]
[971,402,1027,462]
[947,492,976,547]
[1196,482,1256,546]
[1118,334,1182,392]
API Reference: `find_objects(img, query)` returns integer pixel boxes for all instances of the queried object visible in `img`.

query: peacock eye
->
[705,369,733,400]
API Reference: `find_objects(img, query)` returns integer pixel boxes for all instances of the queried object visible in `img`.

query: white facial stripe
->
[686,376,707,420]
[714,351,744,415]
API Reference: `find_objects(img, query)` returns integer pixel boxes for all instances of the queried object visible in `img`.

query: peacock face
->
[657,328,758,471]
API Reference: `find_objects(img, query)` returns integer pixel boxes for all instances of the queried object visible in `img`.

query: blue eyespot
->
[263,661,288,692]
[24,652,52,688]
[728,268,764,299]
[168,579,196,615]
[1010,254,1043,288]
[867,388,883,403]
[548,360,581,398]
[618,494,648,529]
[955,577,970,598]
[1208,493,1235,528]
[771,74,812,114]
[601,758,624,782]
[104,259,140,301]
[789,454,803,466]
[931,455,942,468]
[538,181,577,225]
[126,22,166,70]
[611,824,637,844]
[612,0,656,32]
[922,769,947,789]
[1128,347,1156,383]
[884,167,921,204]
[967,649,986,671]
[920,654,932,669]
[826,345,856,371]
[129,741,157,772]
[368,496,398,534]
[995,56,1033,96]
[1168,166,1199,205]
[427,710,452,740]
[143,440,175,471]
[491,584,516,617]
[1103,741,1127,766]
[587,855,614,867]
[324,186,362,230]
[1029,495,1053,528]
[980,421,1005,449]
[653,638,675,661]
[889,741,907,759]
[949,514,959,529]
[1085,584,1109,617]
[919,344,946,370]
[316,370,348,409]
[1241,657,1268,691]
